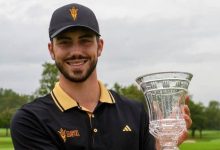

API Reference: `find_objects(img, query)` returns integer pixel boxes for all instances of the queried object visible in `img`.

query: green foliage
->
[188,100,220,138]
[0,88,29,131]
[189,100,206,138]
[0,108,14,127]
[205,101,220,130]
[35,62,59,96]
[111,83,145,104]
[0,89,27,110]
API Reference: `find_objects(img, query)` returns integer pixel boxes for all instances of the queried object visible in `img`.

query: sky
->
[0,0,220,106]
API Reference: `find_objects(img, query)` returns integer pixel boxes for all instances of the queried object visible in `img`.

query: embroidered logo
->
[69,6,78,21]
[122,125,132,132]
[58,128,67,142]
[58,128,80,142]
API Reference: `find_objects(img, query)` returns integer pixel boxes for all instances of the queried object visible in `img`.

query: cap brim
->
[50,25,100,39]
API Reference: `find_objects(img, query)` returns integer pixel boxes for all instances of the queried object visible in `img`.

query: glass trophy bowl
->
[136,71,193,150]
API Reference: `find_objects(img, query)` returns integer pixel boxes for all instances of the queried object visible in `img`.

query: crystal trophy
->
[136,71,193,150]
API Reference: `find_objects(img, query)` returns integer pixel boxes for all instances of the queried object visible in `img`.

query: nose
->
[67,43,86,59]
[69,43,83,55]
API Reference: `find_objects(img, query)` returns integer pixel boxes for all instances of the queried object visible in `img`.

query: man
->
[11,3,192,150]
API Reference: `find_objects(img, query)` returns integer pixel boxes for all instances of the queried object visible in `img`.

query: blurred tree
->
[189,100,206,138]
[0,108,14,136]
[0,89,28,110]
[0,88,29,136]
[112,83,145,104]
[205,100,220,130]
[35,62,59,96]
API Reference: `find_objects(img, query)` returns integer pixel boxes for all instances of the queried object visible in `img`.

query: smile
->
[66,59,88,67]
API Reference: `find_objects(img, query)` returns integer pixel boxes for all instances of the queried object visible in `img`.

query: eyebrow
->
[55,35,71,41]
[79,33,95,39]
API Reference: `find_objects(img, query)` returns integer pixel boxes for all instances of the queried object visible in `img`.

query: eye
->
[80,38,93,45]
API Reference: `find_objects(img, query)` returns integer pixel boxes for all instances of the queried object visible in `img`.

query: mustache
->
[65,55,89,60]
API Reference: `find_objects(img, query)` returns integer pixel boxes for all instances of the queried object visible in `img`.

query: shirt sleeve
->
[10,109,60,150]
[139,104,156,150]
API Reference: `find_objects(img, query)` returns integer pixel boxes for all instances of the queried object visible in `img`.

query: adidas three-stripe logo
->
[122,125,132,132]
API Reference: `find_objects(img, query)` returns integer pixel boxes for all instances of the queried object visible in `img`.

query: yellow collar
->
[51,81,115,112]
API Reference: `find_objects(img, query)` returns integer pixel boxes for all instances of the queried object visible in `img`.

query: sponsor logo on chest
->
[58,128,80,142]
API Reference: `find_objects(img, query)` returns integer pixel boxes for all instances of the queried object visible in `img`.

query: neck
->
[59,73,100,112]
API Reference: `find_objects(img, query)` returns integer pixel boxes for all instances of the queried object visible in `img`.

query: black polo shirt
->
[11,81,155,150]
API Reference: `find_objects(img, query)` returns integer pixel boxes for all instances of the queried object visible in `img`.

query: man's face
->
[48,28,103,83]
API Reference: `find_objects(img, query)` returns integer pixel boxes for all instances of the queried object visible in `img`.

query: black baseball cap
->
[49,3,100,39]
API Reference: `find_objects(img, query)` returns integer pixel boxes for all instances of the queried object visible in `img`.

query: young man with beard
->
[10,3,192,150]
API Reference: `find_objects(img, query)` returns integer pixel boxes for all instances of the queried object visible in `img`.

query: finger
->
[184,114,192,129]
[155,139,161,150]
[178,130,189,145]
[185,95,190,105]
[183,105,191,116]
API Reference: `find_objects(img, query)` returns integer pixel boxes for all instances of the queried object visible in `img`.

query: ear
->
[97,38,104,57]
[48,42,55,60]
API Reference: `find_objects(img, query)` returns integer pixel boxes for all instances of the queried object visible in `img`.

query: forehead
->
[55,27,97,38]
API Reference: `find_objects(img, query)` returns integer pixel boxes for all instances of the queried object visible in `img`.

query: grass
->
[0,136,13,150]
[180,139,220,150]
[0,128,13,150]
[0,128,220,150]
[180,130,220,150]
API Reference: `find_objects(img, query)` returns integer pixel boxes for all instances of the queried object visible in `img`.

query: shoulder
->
[11,94,55,124]
[10,94,62,149]
[21,94,54,112]
[10,94,58,135]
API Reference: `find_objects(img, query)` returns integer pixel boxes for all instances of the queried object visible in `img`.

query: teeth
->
[67,59,86,66]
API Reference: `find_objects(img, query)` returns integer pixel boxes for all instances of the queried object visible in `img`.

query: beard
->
[55,56,98,83]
